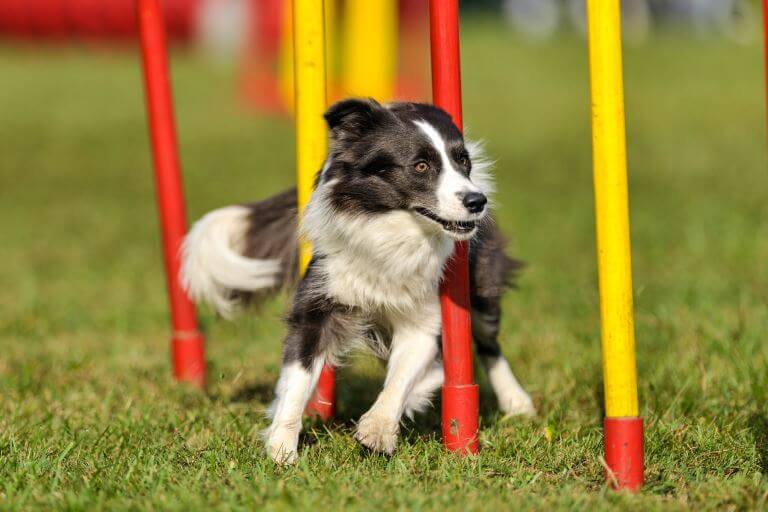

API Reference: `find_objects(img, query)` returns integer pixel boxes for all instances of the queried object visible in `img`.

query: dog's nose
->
[462,192,487,214]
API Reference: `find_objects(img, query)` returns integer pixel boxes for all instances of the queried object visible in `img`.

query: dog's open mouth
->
[414,208,477,235]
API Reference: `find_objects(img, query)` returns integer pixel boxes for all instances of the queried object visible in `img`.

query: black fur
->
[280,259,358,368]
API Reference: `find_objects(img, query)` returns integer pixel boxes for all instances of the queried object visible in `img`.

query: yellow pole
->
[280,1,337,113]
[342,0,398,101]
[293,0,327,273]
[586,0,639,419]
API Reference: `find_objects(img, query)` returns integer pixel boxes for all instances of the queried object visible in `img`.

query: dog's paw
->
[499,391,537,418]
[354,413,400,454]
[264,426,299,465]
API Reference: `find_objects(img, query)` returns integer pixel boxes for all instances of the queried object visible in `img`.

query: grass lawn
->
[1,18,767,510]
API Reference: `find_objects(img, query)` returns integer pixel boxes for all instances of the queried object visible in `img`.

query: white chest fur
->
[321,211,453,313]
[303,183,454,314]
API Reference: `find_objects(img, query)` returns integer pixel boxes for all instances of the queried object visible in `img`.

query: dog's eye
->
[414,161,430,173]
[361,154,396,174]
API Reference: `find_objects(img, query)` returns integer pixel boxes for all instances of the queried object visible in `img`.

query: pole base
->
[172,330,207,389]
[604,416,644,491]
[306,365,336,421]
[442,383,479,453]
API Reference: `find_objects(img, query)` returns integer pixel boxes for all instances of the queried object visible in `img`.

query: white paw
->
[354,413,400,454]
[264,426,299,464]
[499,391,537,418]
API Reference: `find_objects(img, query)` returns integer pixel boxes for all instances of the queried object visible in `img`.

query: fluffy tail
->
[181,189,298,319]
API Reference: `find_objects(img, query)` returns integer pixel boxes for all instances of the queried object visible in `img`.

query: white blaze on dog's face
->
[413,119,486,227]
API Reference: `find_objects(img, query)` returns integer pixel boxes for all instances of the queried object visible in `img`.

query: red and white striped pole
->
[138,0,207,388]
[429,0,479,454]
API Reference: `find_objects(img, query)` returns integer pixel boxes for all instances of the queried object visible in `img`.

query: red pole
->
[305,364,336,420]
[138,0,207,388]
[429,0,479,454]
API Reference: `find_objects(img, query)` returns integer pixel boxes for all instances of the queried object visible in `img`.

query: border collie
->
[181,99,535,463]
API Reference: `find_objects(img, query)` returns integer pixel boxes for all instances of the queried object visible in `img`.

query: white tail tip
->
[181,206,281,319]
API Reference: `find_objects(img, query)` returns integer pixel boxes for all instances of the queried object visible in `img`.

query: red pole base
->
[171,330,207,389]
[442,383,479,453]
[305,365,336,421]
[604,416,644,491]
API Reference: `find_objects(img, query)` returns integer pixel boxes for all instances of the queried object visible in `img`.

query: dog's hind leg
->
[403,358,444,419]
[472,297,536,417]
[355,301,441,454]
[470,222,535,417]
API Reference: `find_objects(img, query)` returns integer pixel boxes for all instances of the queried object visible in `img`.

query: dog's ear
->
[324,98,389,139]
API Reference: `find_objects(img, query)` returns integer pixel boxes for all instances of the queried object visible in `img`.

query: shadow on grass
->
[206,369,276,405]
[594,381,606,419]
[228,365,549,429]
[228,380,274,404]
[333,366,512,427]
[223,362,547,456]
[749,413,768,473]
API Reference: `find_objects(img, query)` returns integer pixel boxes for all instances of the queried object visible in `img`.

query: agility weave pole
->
[342,0,398,100]
[429,0,480,454]
[138,0,207,388]
[586,0,644,491]
[293,0,336,420]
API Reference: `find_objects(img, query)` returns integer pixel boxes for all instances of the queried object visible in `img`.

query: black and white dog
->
[181,99,535,463]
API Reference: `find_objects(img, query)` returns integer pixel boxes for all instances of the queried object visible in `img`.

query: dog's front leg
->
[355,300,441,454]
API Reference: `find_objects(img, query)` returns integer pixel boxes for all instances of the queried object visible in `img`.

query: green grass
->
[1,20,768,510]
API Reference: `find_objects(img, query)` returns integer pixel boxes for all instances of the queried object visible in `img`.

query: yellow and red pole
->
[293,0,335,420]
[137,0,207,388]
[586,0,643,491]
[429,0,479,454]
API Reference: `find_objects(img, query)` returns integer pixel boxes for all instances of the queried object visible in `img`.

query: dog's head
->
[318,98,493,241]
